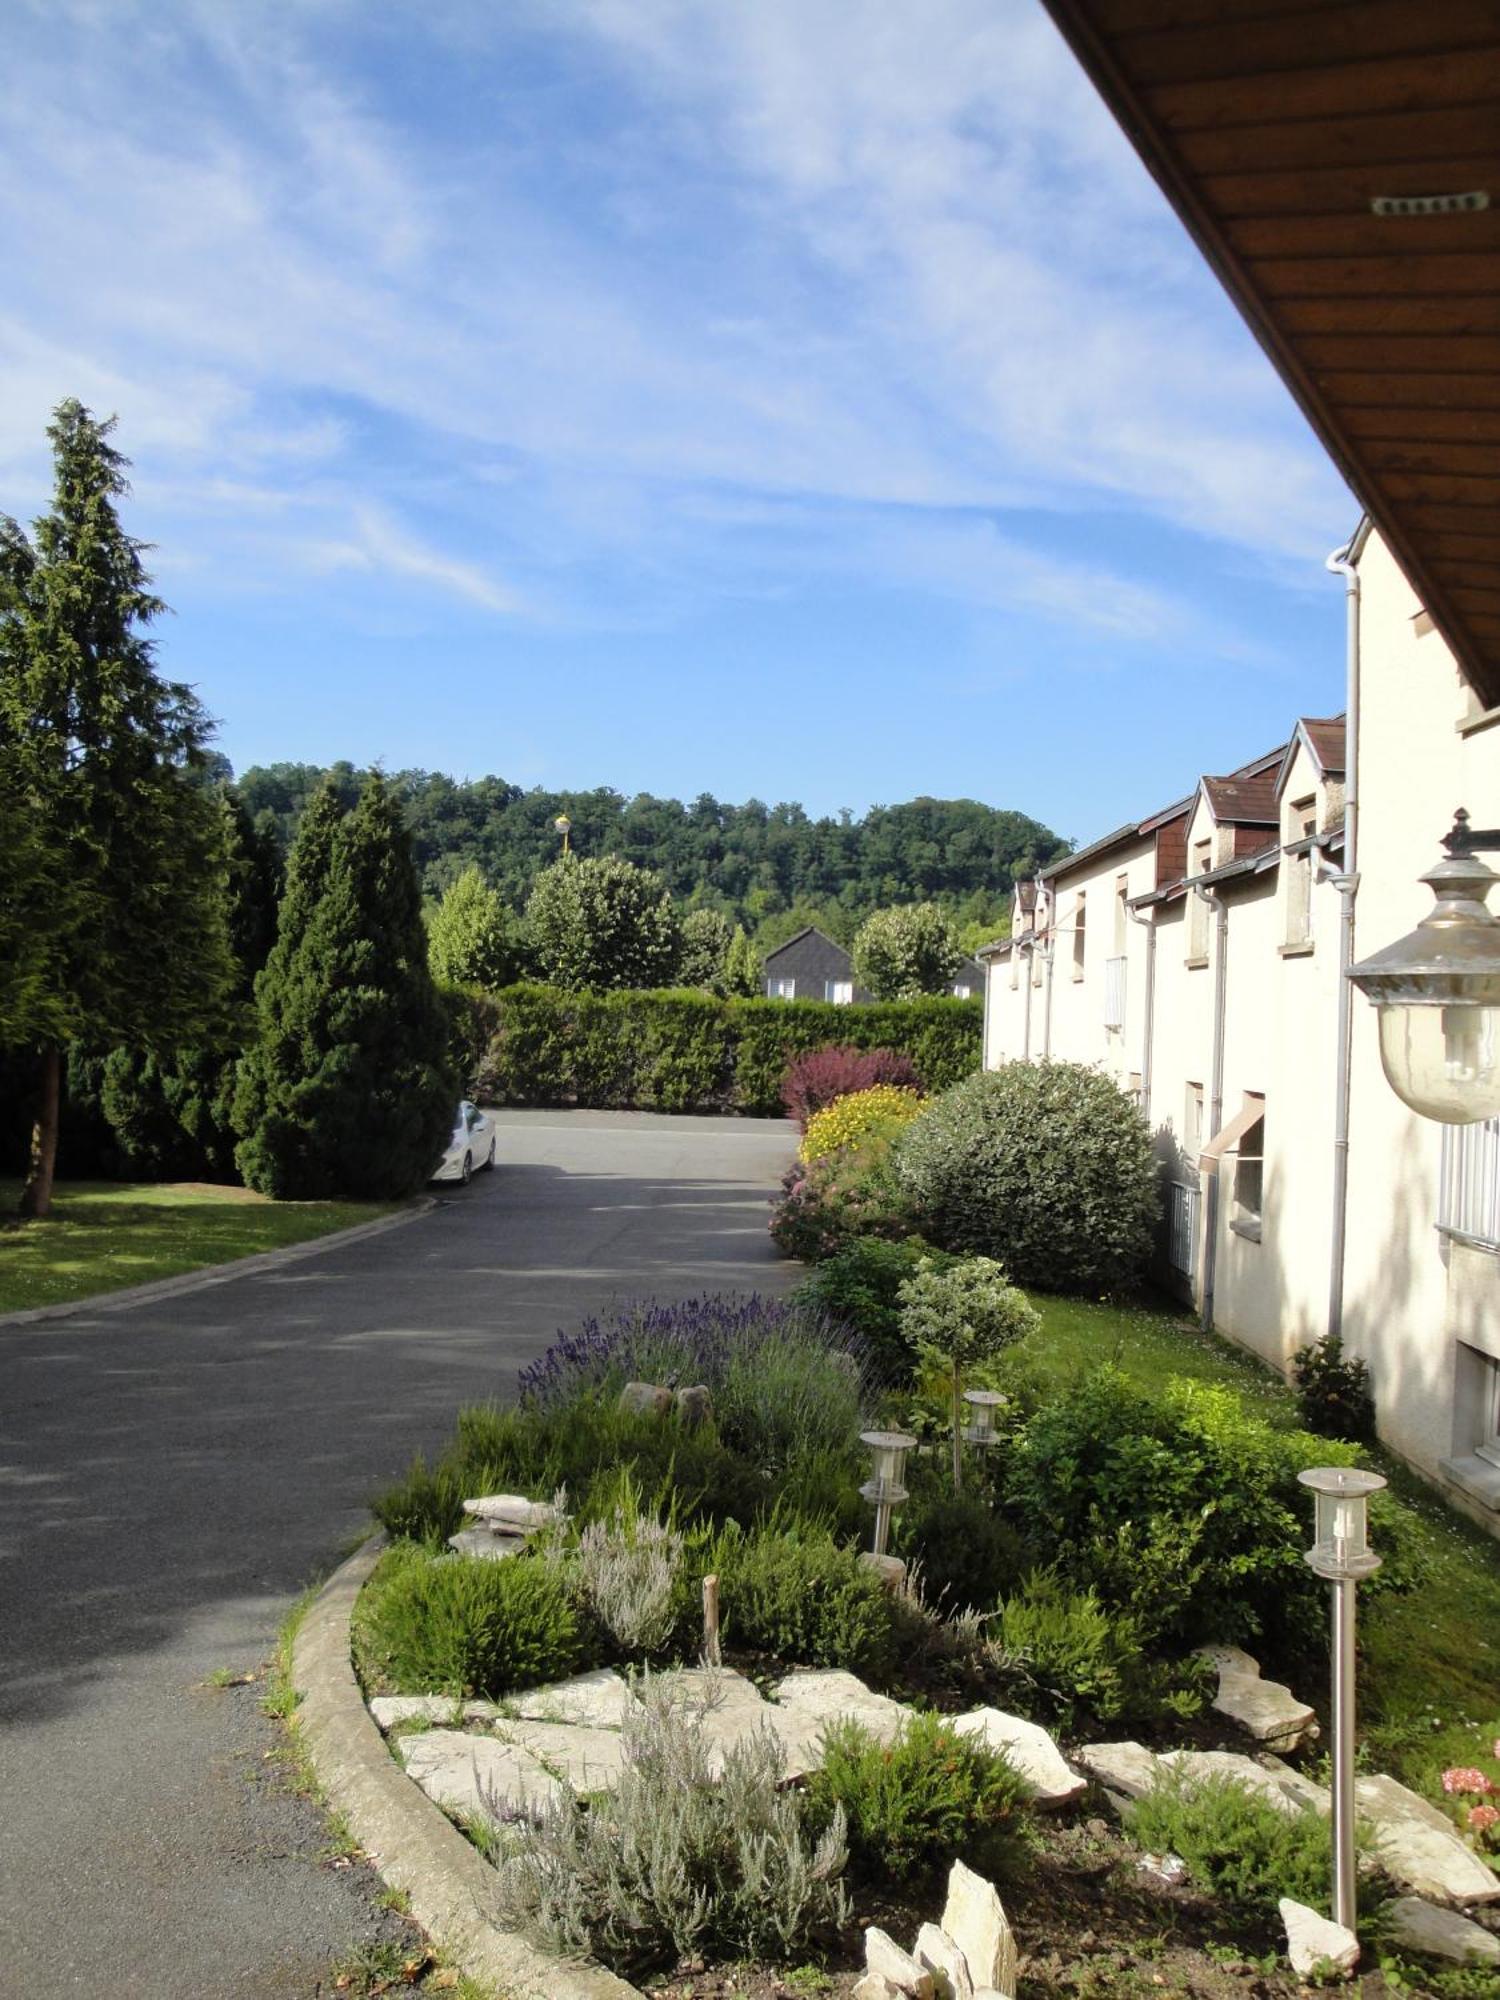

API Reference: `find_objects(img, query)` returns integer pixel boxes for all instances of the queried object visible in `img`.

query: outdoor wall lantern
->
[961,1389,1007,1449]
[1298,1465,1388,1934]
[859,1429,916,1557]
[1347,812,1500,1125]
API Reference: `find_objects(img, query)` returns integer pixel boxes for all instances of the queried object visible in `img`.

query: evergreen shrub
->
[808,1711,1035,1888]
[769,1145,921,1263]
[984,1571,1206,1732]
[1292,1332,1377,1443]
[709,1519,901,1681]
[1131,1773,1374,1922]
[355,1543,587,1697]
[892,1061,1159,1293]
[800,1084,924,1164]
[781,1043,922,1128]
[897,1486,1027,1616]
[794,1237,958,1381]
[472,987,978,1114]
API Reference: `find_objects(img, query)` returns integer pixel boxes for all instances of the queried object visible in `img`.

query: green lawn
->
[0,1179,399,1315]
[1018,1291,1500,1799]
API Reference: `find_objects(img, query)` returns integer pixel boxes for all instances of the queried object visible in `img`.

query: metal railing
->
[1167,1178,1199,1276]
[1103,954,1127,1031]
[1439,1117,1500,1251]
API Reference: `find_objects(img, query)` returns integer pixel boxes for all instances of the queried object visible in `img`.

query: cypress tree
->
[427,863,517,989]
[235,772,456,1199]
[0,400,236,1215]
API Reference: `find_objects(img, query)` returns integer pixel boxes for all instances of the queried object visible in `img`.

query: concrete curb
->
[0,1198,437,1329]
[292,1537,641,2000]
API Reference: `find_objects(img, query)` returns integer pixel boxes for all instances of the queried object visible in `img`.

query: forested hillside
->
[235,762,1068,947]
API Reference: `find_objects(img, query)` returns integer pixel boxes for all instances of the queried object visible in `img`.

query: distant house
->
[950,957,984,1000]
[762,928,869,1004]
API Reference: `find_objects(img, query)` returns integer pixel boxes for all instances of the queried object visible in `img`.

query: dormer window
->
[1285,797,1317,948]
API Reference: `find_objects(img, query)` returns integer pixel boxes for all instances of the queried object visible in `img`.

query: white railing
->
[1167,1178,1199,1276]
[1439,1117,1500,1251]
[1103,955,1127,1031]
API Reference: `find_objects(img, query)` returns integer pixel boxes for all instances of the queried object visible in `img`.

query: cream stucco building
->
[981,523,1500,1537]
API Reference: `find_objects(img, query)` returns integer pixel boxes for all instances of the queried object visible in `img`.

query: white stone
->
[446,1527,528,1560]
[914,1921,974,2000]
[369,1694,471,1731]
[506,1668,637,1729]
[852,1978,901,2000]
[399,1728,561,1824]
[493,1719,627,1793]
[1137,1852,1190,1887]
[618,1381,673,1418]
[1279,1898,1360,1978]
[768,1668,910,1777]
[941,1861,1018,1999]
[1159,1749,1328,1819]
[864,1927,934,1998]
[1386,1895,1500,1964]
[858,1551,908,1591]
[462,1493,563,1531]
[1196,1645,1319,1752]
[952,1708,1086,1809]
[655,1665,779,1777]
[1073,1740,1161,1802]
[1356,1774,1500,1905]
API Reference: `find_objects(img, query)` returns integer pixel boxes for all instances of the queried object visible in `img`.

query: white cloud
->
[307,507,524,614]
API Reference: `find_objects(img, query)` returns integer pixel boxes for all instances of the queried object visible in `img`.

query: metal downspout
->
[1197,882,1228,1332]
[981,950,994,1070]
[1324,537,1362,1345]
[1022,942,1034,1062]
[1043,938,1056,1059]
[1129,903,1156,1123]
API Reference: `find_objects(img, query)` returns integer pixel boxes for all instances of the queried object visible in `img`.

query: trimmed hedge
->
[468,984,980,1116]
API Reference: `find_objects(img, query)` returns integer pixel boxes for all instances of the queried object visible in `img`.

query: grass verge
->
[0,1178,401,1314]
[1021,1291,1500,1800]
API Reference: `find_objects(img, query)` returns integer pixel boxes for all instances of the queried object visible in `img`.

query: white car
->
[433,1101,497,1185]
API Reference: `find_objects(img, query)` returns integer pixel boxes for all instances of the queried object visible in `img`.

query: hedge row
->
[457,984,982,1116]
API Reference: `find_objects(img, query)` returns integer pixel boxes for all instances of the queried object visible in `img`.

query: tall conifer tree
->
[0,400,235,1215]
[235,773,456,1199]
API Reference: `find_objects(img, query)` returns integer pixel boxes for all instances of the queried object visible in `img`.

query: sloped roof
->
[1276,714,1347,796]
[1039,818,1147,883]
[1201,773,1280,826]
[1039,1,1500,710]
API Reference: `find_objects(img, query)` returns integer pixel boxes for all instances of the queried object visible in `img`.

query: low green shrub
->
[769,1142,922,1263]
[1131,1772,1375,1922]
[355,1543,587,1697]
[897,1486,1027,1616]
[985,1571,1205,1733]
[794,1237,958,1381]
[892,1062,1159,1293]
[1292,1332,1377,1443]
[714,1326,865,1477]
[710,1519,902,1682]
[370,1455,469,1546]
[496,1680,849,1973]
[807,1711,1035,1889]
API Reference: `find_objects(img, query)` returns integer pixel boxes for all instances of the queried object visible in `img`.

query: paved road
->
[0,1111,798,1999]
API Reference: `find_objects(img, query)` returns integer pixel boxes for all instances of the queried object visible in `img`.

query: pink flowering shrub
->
[768,1147,920,1263]
[1441,1767,1493,1797]
[780,1044,921,1129]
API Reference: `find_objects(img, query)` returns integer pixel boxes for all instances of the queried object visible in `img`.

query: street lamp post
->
[1297,1466,1386,1931]
[554,814,572,856]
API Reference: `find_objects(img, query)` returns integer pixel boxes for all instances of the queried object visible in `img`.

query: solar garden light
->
[961,1388,1007,1450]
[860,1429,916,1557]
[1298,1465,1387,1933]
[1347,812,1500,1124]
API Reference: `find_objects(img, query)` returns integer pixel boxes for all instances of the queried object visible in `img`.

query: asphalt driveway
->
[0,1110,798,1998]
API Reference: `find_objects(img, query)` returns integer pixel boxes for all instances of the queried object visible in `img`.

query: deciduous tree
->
[853,904,963,1001]
[524,853,682,992]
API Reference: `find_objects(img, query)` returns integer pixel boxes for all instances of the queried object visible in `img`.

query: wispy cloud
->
[307,507,524,614]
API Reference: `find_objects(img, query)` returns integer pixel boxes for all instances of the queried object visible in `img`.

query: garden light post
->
[859,1429,915,1557]
[1298,1466,1386,1932]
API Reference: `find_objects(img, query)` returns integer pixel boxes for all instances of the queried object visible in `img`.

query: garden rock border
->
[0,1197,435,1328]
[292,1535,641,2000]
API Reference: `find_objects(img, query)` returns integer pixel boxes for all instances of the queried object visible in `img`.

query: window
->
[1200,1093,1266,1242]
[769,977,796,1000]
[952,982,973,999]
[1103,954,1126,1032]
[1009,951,1019,991]
[1187,839,1212,961]
[1072,890,1087,982]
[1285,798,1316,947]
[1184,1082,1204,1161]
[1439,1116,1500,1251]
[1114,875,1129,956]
[1479,1355,1500,1473]
[825,979,853,1005]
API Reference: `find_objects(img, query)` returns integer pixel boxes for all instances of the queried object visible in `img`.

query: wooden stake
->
[702,1572,721,1666]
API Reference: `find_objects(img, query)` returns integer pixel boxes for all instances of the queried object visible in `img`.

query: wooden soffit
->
[1041,0,1500,707]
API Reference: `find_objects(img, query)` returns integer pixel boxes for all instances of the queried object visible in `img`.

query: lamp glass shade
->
[1377,1000,1500,1125]
[1298,1465,1386,1580]
[961,1389,1005,1444]
[860,1429,915,1501]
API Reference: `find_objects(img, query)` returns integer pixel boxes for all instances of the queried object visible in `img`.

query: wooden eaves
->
[1039,0,1500,708]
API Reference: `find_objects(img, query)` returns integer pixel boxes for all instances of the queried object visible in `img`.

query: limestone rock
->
[864,1927,934,1998]
[399,1728,560,1824]
[462,1493,563,1531]
[655,1665,778,1776]
[852,1978,901,2000]
[952,1708,1086,1809]
[1356,1774,1500,1906]
[941,1861,1018,1998]
[1159,1749,1328,1818]
[495,1719,627,1793]
[914,1921,974,2000]
[618,1381,673,1418]
[858,1551,908,1591]
[674,1384,713,1428]
[770,1668,909,1758]
[1073,1740,1161,1802]
[1279,1898,1360,1978]
[1386,1895,1500,1964]
[369,1694,472,1731]
[446,1527,528,1561]
[1138,1852,1190,1887]
[506,1667,637,1729]
[1196,1644,1319,1752]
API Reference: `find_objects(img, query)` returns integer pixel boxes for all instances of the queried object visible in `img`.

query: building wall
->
[1343,530,1500,1525]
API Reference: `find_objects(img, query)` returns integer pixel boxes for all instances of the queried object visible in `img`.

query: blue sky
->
[1,0,1357,845]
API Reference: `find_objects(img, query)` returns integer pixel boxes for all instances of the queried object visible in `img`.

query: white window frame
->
[1479,1355,1500,1472]
[825,979,853,1005]
[768,977,796,1000]
[1439,1117,1500,1253]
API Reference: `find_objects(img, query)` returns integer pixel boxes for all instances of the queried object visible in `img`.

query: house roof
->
[1200,773,1280,826]
[1038,818,1148,883]
[1275,714,1347,797]
[1137,793,1195,836]
[761,926,847,965]
[1038,1,1500,710]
